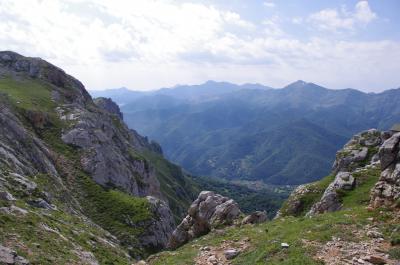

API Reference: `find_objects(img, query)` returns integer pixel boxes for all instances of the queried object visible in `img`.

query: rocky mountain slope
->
[94,81,400,185]
[0,51,201,263]
[144,128,400,265]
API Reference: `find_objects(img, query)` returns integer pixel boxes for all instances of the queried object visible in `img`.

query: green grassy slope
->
[0,172,132,264]
[147,166,400,264]
[0,76,54,111]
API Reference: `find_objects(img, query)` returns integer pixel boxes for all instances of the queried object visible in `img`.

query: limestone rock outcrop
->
[94,97,123,120]
[332,129,383,174]
[274,129,382,218]
[168,191,241,249]
[139,196,175,251]
[307,172,355,215]
[370,132,400,208]
[0,100,58,177]
[275,184,315,218]
[0,245,29,265]
[60,106,163,198]
[307,129,383,215]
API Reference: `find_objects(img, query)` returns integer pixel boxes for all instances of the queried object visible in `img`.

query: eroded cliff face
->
[59,101,163,199]
[0,99,57,177]
[0,51,191,262]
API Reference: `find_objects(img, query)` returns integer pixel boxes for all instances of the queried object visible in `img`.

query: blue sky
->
[0,0,399,92]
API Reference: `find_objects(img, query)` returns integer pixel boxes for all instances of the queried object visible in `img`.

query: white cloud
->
[0,0,398,92]
[0,0,252,65]
[292,17,303,24]
[263,1,275,8]
[354,1,377,23]
[71,36,400,92]
[262,17,285,37]
[309,1,377,32]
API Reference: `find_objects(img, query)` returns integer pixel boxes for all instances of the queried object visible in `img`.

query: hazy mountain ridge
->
[93,81,400,185]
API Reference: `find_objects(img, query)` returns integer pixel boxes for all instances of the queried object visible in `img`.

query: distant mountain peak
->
[115,86,129,91]
[204,80,219,85]
[283,80,329,92]
[202,80,232,86]
[285,80,309,89]
[104,87,130,92]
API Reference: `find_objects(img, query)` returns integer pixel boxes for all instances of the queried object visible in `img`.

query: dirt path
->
[313,236,396,265]
[309,213,400,265]
[194,238,251,265]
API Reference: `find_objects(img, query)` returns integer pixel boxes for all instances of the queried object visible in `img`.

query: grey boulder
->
[224,249,240,260]
[370,132,400,208]
[0,245,29,265]
[168,191,241,249]
[308,172,355,215]
[241,211,268,225]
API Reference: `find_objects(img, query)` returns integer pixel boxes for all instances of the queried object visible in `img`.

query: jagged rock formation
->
[92,96,163,155]
[308,129,383,215]
[168,191,241,249]
[307,172,355,215]
[139,196,175,252]
[93,97,123,120]
[0,51,197,261]
[278,129,385,217]
[0,98,58,178]
[370,132,400,208]
[59,101,163,198]
[332,129,384,174]
[280,128,400,217]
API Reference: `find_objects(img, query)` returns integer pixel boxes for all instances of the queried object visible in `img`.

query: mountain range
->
[1,51,399,264]
[91,80,400,185]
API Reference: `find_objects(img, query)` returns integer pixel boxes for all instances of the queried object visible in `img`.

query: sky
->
[0,0,399,92]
